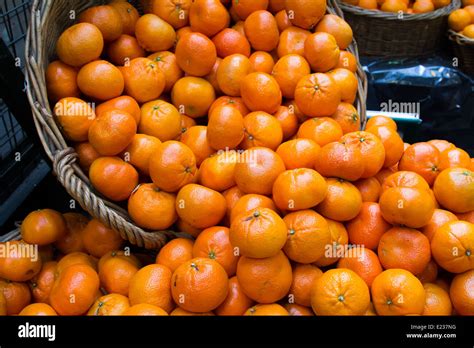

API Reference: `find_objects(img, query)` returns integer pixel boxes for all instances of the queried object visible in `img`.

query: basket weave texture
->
[0,228,21,243]
[449,30,474,75]
[339,0,460,57]
[25,0,367,250]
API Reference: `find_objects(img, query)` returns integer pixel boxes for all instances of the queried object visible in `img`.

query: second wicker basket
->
[339,0,460,57]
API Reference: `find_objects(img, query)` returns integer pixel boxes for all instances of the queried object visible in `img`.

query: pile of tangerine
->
[4,0,471,316]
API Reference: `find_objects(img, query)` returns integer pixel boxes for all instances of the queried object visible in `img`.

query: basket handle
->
[52,148,180,249]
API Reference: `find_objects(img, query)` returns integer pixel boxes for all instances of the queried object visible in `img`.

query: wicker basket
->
[0,227,21,243]
[449,30,474,75]
[24,0,368,250]
[338,0,460,57]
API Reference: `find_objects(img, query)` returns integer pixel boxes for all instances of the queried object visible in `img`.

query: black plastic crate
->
[0,0,30,161]
[0,0,31,60]
[0,0,49,226]
[0,102,26,161]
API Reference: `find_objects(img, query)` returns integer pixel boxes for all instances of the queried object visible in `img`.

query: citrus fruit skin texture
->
[26,2,473,317]
[371,269,426,316]
[311,268,370,315]
[171,258,229,312]
[230,208,287,259]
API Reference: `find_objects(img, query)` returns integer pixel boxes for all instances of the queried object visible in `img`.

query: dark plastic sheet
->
[362,56,474,155]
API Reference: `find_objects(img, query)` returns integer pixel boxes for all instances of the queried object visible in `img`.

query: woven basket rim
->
[24,0,368,250]
[0,228,21,243]
[338,0,460,20]
[448,29,474,46]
